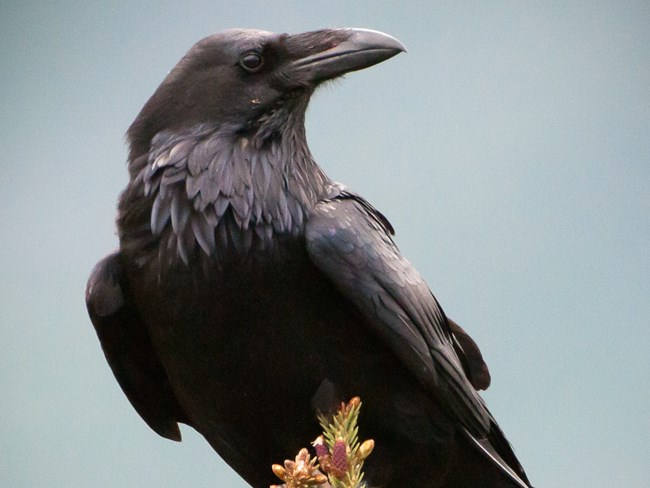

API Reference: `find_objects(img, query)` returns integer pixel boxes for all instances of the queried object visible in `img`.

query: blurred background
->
[1,1,648,487]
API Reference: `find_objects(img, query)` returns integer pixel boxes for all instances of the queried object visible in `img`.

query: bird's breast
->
[127,238,367,438]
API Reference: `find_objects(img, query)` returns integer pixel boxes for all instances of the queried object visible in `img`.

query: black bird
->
[86,28,532,487]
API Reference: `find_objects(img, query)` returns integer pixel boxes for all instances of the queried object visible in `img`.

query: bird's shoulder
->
[310,183,394,237]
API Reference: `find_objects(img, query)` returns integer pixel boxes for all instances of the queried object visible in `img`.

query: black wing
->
[305,194,491,437]
[448,318,491,391]
[85,252,188,440]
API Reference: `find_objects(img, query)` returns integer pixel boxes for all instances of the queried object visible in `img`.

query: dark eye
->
[239,52,264,73]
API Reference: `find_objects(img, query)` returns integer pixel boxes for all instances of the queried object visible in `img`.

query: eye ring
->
[239,52,264,73]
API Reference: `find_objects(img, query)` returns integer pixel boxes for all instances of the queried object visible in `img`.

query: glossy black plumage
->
[86,28,532,487]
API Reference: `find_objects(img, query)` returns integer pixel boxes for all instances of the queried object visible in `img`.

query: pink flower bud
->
[330,439,348,478]
[312,435,329,459]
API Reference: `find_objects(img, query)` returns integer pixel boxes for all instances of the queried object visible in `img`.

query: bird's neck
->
[118,122,330,264]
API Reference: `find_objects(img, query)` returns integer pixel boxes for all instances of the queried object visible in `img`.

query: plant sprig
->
[271,397,374,488]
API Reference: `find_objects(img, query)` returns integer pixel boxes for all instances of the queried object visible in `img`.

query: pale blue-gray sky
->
[1,1,648,487]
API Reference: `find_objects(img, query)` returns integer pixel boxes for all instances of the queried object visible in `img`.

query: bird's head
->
[127,28,405,158]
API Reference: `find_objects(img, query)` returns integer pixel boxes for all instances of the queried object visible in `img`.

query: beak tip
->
[346,27,407,54]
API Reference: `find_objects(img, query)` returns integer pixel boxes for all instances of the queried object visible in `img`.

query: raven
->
[86,28,532,487]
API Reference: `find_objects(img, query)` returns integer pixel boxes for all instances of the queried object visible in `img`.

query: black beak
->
[288,28,406,84]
